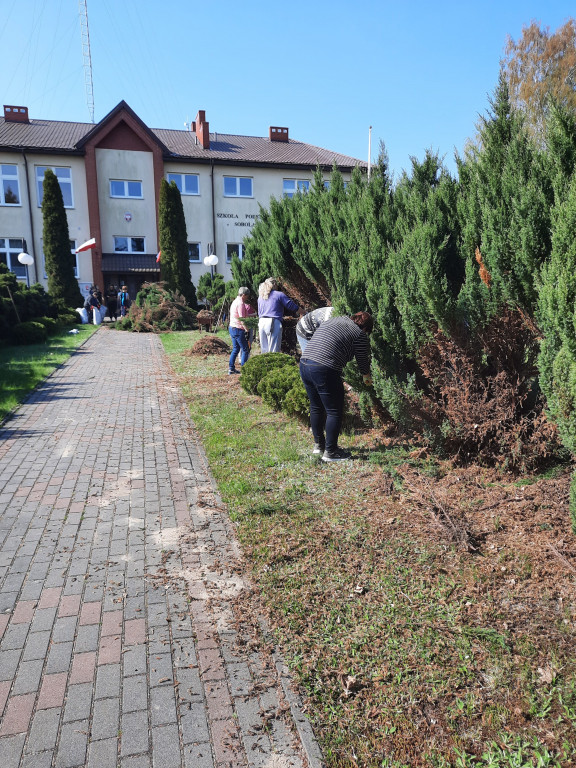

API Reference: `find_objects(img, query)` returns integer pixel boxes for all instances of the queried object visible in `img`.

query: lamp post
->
[18,252,34,287]
[203,253,219,281]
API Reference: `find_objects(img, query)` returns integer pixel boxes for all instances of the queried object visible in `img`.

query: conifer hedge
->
[232,78,576,515]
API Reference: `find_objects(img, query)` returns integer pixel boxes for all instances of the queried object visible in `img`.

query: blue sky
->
[2,0,574,179]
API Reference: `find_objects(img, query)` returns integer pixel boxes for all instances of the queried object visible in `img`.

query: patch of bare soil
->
[185,335,231,355]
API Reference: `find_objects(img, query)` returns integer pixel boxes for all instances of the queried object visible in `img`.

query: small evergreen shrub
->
[32,316,59,335]
[257,365,305,413]
[240,353,295,395]
[12,321,47,345]
[282,376,310,420]
[57,312,79,327]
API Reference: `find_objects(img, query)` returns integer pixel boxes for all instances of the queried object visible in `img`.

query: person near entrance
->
[118,285,131,317]
[106,284,118,321]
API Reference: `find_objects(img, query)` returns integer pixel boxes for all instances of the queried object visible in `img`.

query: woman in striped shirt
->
[299,312,373,462]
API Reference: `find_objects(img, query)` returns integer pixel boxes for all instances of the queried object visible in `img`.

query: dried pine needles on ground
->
[163,332,576,768]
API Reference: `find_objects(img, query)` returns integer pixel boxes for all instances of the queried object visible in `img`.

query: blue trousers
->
[299,359,344,452]
[229,327,249,369]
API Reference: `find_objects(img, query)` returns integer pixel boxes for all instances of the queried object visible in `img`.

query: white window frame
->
[0,237,27,278]
[283,179,310,198]
[1,165,21,206]
[168,173,200,195]
[114,236,146,254]
[36,166,74,208]
[109,180,143,199]
[188,242,201,262]
[223,176,253,198]
[42,240,78,279]
[226,243,245,263]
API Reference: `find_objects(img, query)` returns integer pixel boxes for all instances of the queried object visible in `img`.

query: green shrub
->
[115,316,133,331]
[57,312,79,327]
[240,353,295,395]
[257,365,302,411]
[32,316,59,336]
[282,376,310,420]
[12,321,47,345]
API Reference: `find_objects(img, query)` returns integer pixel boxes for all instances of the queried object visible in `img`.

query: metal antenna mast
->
[79,0,95,123]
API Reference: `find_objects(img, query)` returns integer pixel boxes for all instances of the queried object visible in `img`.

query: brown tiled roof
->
[154,129,366,169]
[0,112,366,170]
[0,118,91,152]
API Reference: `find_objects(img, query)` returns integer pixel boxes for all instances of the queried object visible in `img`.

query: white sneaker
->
[321,448,352,462]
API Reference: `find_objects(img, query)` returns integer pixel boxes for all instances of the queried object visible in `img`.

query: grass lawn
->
[163,331,576,768]
[0,324,99,423]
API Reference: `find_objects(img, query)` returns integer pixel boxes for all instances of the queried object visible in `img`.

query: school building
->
[0,101,367,300]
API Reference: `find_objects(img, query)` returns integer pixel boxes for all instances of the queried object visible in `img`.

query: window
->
[283,179,310,198]
[0,238,26,278]
[36,166,73,207]
[43,240,78,279]
[223,176,253,197]
[1,165,20,205]
[188,243,201,262]
[110,180,143,198]
[323,180,348,191]
[226,243,244,263]
[114,237,145,253]
[168,173,199,195]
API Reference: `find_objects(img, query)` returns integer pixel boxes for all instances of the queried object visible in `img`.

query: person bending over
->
[296,306,334,353]
[299,312,373,463]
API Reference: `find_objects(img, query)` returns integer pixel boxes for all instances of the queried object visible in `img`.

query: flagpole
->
[368,126,372,180]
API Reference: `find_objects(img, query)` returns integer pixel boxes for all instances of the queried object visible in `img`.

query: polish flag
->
[76,237,96,253]
[156,251,161,263]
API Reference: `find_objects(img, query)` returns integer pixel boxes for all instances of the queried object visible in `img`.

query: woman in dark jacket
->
[299,312,373,462]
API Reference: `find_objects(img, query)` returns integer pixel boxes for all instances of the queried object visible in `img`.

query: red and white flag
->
[156,251,161,263]
[76,238,96,253]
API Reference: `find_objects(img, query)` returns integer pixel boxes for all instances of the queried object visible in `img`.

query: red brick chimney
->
[4,105,29,123]
[195,110,210,149]
[269,126,289,142]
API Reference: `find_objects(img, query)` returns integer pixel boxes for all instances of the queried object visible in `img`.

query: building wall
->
[164,162,345,284]
[2,143,350,292]
[0,151,93,289]
[96,148,157,255]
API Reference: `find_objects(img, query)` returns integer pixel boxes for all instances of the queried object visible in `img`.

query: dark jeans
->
[229,326,249,369]
[299,359,344,452]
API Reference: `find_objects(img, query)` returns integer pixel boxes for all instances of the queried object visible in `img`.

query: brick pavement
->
[0,329,323,768]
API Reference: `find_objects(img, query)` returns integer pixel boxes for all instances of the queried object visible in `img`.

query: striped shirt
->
[301,316,371,374]
[296,306,334,340]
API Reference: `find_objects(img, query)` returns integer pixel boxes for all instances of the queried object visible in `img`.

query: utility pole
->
[79,0,95,123]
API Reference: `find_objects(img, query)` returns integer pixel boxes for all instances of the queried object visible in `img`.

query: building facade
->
[0,102,366,300]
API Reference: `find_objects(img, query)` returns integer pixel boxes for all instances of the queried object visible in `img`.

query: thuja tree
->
[158,180,197,308]
[537,173,576,531]
[455,76,552,322]
[42,169,83,310]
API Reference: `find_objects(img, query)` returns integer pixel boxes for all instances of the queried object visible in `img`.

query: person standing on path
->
[296,306,334,353]
[299,312,373,462]
[228,286,256,374]
[257,278,299,353]
[118,285,131,318]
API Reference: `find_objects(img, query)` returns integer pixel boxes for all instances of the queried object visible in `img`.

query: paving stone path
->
[0,329,322,768]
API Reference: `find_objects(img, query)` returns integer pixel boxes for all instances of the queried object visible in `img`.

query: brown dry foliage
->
[406,309,561,470]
